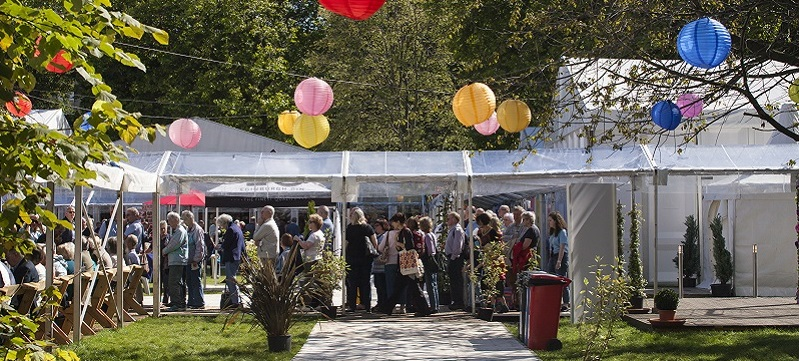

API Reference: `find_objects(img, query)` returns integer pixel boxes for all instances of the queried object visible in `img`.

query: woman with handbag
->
[377,213,431,317]
[371,219,390,312]
[344,207,377,313]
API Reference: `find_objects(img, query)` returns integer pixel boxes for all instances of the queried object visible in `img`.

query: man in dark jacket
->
[217,214,245,308]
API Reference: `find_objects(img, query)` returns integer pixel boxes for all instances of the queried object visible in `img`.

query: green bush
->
[626,203,646,297]
[673,215,701,278]
[653,288,679,311]
[710,214,733,285]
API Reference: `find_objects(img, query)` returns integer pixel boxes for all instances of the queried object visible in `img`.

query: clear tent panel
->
[470,146,653,180]
[648,144,799,174]
[347,151,467,181]
[161,151,344,183]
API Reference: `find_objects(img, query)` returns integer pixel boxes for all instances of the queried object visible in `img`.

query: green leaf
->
[121,26,144,40]
[151,28,169,45]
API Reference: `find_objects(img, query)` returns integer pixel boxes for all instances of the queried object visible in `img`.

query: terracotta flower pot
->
[658,310,676,321]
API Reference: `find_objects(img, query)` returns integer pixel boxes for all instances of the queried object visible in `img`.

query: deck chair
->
[60,271,98,337]
[82,269,117,329]
[34,276,72,345]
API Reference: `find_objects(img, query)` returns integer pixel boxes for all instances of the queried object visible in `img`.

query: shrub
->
[626,203,646,297]
[673,215,700,279]
[654,288,679,311]
[710,214,733,284]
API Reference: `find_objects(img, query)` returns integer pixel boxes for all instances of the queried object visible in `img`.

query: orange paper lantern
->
[293,114,330,148]
[452,83,496,127]
[496,100,531,133]
[278,110,300,135]
[5,92,33,118]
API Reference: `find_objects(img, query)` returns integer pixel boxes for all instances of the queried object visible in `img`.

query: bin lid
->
[527,272,571,286]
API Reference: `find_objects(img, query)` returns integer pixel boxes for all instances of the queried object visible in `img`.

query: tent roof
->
[115,117,307,153]
[24,109,72,134]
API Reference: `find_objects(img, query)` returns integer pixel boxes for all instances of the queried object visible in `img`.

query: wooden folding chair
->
[82,270,117,329]
[60,271,97,337]
[106,265,148,322]
[34,276,72,345]
[15,280,45,315]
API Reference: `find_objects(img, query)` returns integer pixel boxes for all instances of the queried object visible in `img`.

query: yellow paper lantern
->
[789,80,799,103]
[452,83,496,127]
[497,99,532,133]
[293,114,330,148]
[278,110,300,135]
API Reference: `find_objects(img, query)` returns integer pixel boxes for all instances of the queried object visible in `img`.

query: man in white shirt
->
[252,205,280,265]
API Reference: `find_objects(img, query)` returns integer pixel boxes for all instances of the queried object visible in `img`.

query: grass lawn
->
[506,320,799,360]
[70,315,318,361]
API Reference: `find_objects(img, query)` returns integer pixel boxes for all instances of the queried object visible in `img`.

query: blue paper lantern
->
[79,111,93,131]
[677,17,732,69]
[651,101,682,130]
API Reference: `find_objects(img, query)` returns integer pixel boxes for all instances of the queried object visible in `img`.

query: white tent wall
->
[641,176,701,285]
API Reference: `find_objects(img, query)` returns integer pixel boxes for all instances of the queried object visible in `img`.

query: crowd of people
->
[2,202,571,316]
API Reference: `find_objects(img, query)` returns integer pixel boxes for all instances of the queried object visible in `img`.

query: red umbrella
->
[143,191,205,207]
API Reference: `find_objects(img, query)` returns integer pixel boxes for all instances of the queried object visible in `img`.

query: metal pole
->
[653,171,659,296]
[753,244,758,298]
[467,190,475,315]
[152,191,161,317]
[116,192,125,326]
[678,245,683,299]
[73,186,83,343]
[203,207,208,290]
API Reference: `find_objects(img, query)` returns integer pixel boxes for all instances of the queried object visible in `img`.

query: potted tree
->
[710,214,734,297]
[652,288,680,321]
[673,215,700,287]
[309,249,349,319]
[238,244,314,352]
[627,204,648,311]
[473,241,507,321]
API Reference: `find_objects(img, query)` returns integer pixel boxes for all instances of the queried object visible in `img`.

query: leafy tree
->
[616,200,625,275]
[307,0,516,151]
[1,0,165,358]
[674,215,701,279]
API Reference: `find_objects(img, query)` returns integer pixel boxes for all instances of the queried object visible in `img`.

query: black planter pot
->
[683,277,697,288]
[476,307,494,321]
[629,295,644,309]
[267,335,292,352]
[320,305,338,319]
[711,283,733,297]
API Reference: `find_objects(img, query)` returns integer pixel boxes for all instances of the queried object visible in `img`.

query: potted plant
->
[472,240,507,321]
[673,215,700,287]
[710,214,734,297]
[627,204,648,310]
[237,244,313,352]
[309,249,349,319]
[653,288,679,321]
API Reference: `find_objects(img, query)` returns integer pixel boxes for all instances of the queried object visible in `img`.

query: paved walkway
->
[293,316,539,361]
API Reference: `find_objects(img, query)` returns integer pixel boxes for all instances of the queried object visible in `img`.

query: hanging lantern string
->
[26,94,274,121]
[117,42,453,95]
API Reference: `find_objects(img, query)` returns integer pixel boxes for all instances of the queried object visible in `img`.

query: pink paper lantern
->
[168,118,202,149]
[677,93,703,118]
[294,78,334,116]
[474,112,499,135]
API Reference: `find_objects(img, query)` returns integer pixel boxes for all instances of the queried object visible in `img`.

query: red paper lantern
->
[5,92,33,118]
[168,118,202,149]
[318,0,385,21]
[34,37,74,74]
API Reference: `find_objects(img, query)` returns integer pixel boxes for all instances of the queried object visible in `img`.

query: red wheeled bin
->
[519,272,571,350]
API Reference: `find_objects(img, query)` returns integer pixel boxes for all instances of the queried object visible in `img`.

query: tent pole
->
[44,182,55,339]
[467,184,475,315]
[175,182,182,215]
[653,171,659,296]
[73,186,83,344]
[696,175,703,286]
[214,207,219,281]
[339,202,347,308]
[203,207,208,291]
[116,192,125,327]
[152,191,161,317]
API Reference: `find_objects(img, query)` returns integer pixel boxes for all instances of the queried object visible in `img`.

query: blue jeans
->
[384,264,405,304]
[549,253,570,305]
[168,265,186,308]
[186,264,204,307]
[225,260,241,306]
[425,272,439,312]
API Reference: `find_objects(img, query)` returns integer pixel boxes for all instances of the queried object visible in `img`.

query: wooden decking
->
[624,297,799,330]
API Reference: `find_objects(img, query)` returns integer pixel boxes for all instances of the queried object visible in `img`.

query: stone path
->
[293,317,539,361]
